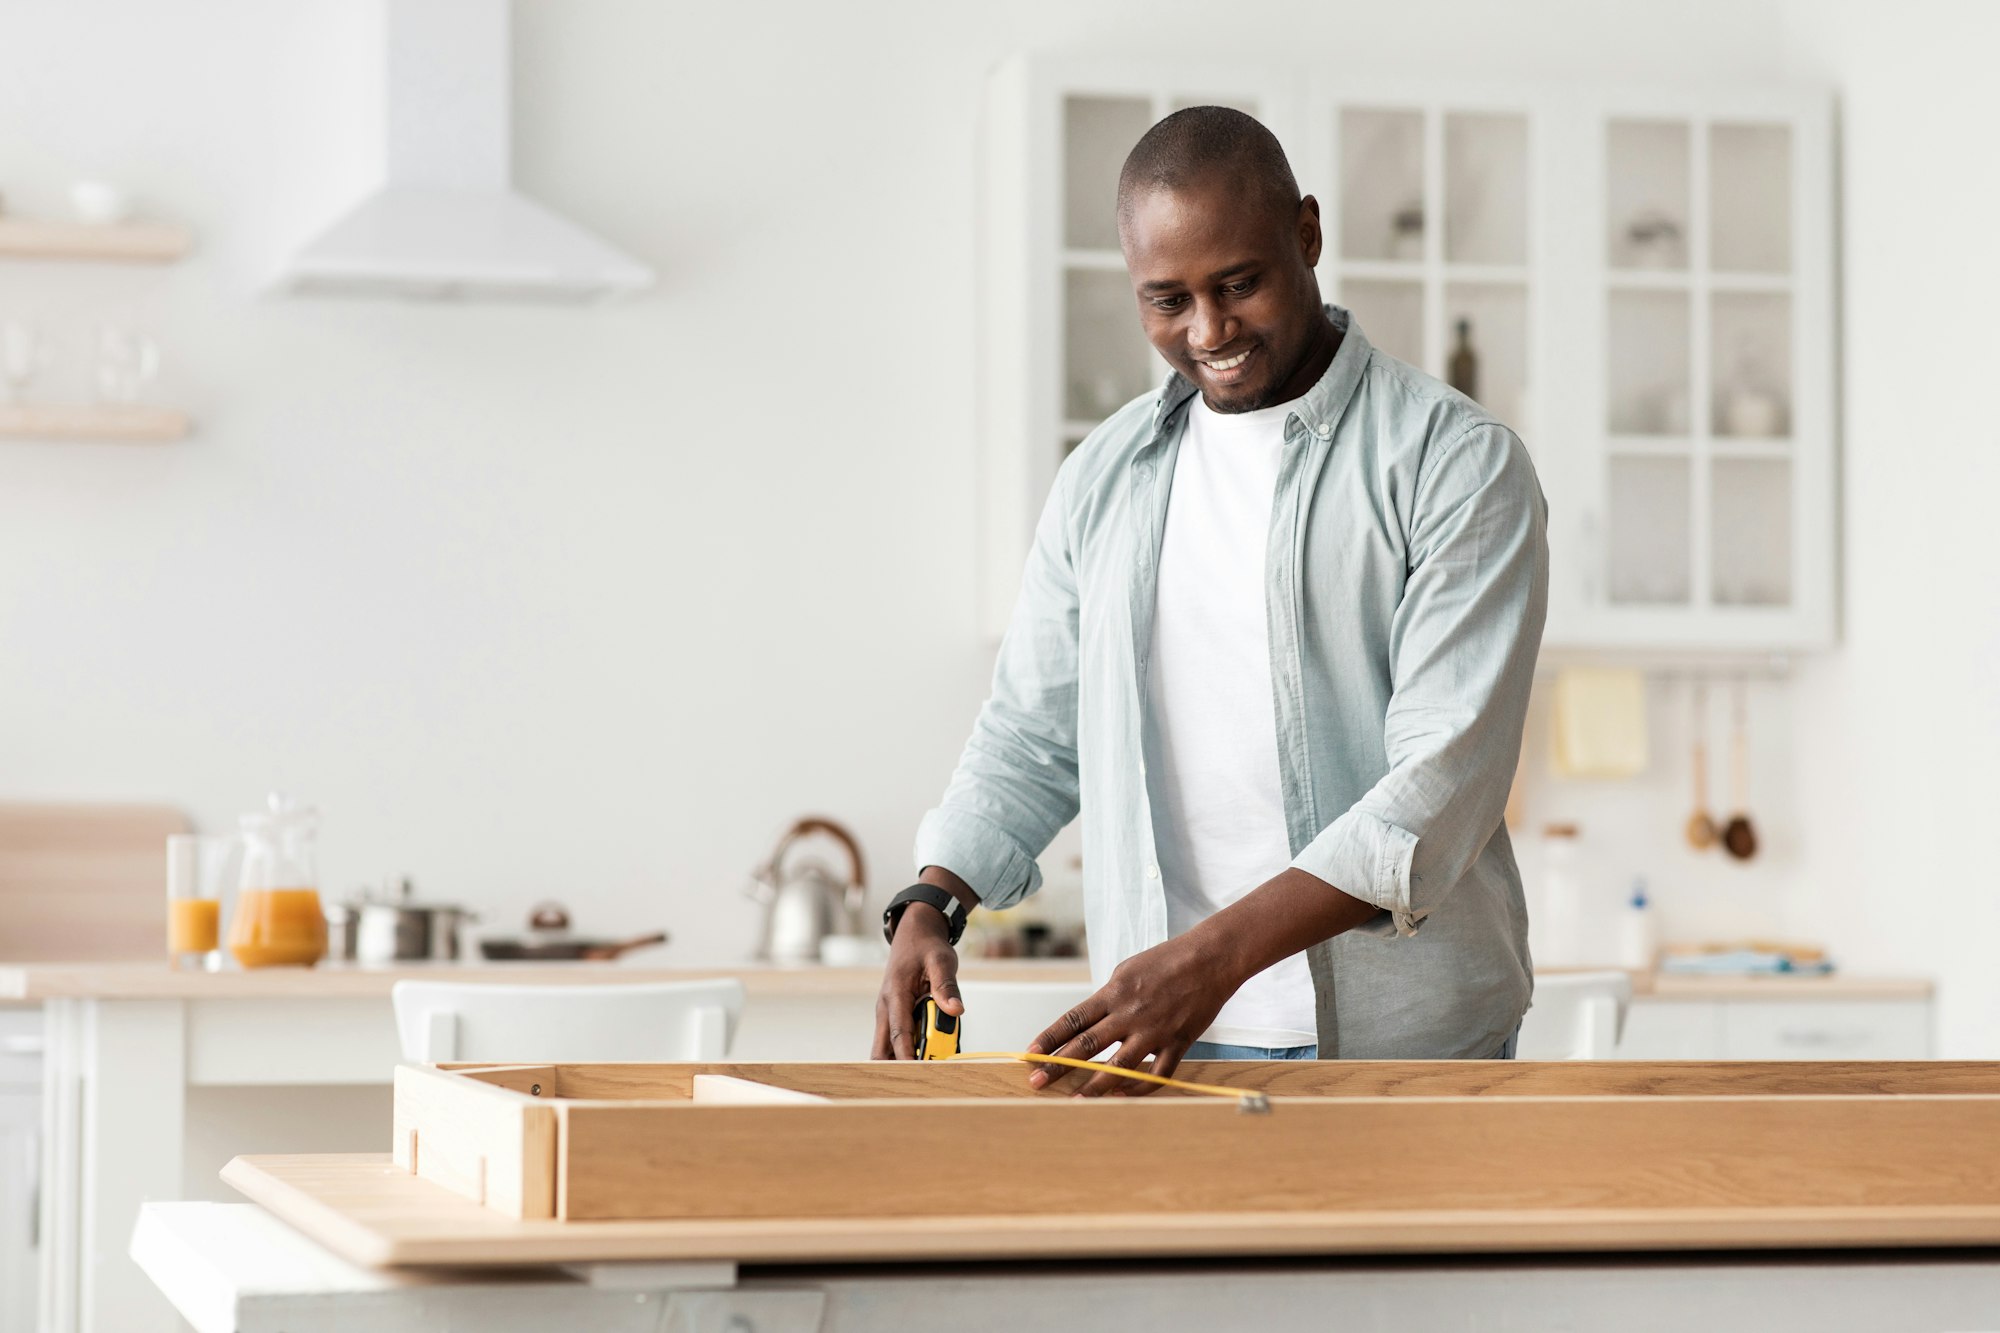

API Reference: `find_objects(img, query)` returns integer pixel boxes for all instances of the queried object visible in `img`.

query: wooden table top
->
[223,1151,2000,1270]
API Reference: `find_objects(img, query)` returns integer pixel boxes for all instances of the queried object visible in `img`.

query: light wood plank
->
[0,803,190,962]
[222,1153,2000,1269]
[0,217,192,261]
[0,404,190,442]
[391,1065,555,1220]
[551,1093,2000,1222]
[542,1060,2000,1102]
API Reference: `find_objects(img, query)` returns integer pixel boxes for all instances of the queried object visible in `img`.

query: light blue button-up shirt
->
[916,307,1548,1058]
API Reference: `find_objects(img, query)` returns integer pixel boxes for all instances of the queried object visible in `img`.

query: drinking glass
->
[167,835,237,972]
[94,325,160,404]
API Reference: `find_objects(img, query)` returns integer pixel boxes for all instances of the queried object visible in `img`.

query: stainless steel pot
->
[351,878,478,963]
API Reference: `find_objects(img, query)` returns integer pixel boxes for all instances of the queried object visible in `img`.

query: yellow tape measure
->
[912,995,1269,1113]
[911,994,960,1060]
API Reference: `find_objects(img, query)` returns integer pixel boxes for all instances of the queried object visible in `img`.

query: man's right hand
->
[871,903,963,1060]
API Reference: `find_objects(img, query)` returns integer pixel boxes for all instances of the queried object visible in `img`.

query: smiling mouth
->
[1202,349,1252,372]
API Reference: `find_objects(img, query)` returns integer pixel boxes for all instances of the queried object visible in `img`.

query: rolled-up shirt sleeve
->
[1290,421,1548,937]
[913,468,1082,910]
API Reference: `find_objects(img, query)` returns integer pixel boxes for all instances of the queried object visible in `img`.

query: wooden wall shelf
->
[0,404,190,441]
[0,218,192,263]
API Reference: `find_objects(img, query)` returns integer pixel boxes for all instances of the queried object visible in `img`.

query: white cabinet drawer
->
[0,1008,41,1088]
[1721,1000,1933,1060]
[1614,1000,1725,1059]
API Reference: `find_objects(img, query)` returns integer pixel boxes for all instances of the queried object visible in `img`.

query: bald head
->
[1116,106,1301,234]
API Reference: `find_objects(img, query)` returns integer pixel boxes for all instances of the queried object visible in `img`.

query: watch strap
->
[883,883,968,945]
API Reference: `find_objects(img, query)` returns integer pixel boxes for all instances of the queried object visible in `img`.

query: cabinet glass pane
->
[1445,283,1529,431]
[1608,456,1692,605]
[1064,268,1154,420]
[1343,278,1424,370]
[1065,96,1153,251]
[1710,123,1792,274]
[1607,290,1691,435]
[1607,119,1690,270]
[1445,112,1528,266]
[1712,457,1793,606]
[1711,292,1792,438]
[1340,109,1425,262]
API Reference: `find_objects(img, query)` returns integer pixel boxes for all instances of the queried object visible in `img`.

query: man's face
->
[1119,175,1328,413]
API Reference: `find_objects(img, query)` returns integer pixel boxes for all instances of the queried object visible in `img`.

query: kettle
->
[746,817,867,964]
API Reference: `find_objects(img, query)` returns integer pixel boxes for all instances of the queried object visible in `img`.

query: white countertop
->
[0,957,1096,1001]
[0,957,1931,1002]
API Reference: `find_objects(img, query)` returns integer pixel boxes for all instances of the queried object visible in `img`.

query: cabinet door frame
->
[979,54,1303,637]
[1546,84,1835,653]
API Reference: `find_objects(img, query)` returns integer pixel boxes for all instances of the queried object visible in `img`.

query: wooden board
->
[509,1058,2000,1102]
[0,803,190,962]
[551,1092,2000,1223]
[0,405,191,442]
[0,217,192,262]
[223,1152,2000,1270]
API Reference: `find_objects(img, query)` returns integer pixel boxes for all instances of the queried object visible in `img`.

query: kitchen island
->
[131,1055,2000,1333]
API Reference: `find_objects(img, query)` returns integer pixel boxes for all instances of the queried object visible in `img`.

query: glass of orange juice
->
[166,834,235,971]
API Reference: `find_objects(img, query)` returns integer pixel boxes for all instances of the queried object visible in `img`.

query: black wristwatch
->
[882,883,970,946]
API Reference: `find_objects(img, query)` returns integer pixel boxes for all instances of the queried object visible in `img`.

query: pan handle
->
[580,931,671,961]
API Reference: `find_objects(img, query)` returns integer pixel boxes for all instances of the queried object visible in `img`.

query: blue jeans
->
[1187,1027,1520,1061]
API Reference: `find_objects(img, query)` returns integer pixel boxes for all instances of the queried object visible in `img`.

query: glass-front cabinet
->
[982,59,1832,654]
[1572,101,1831,650]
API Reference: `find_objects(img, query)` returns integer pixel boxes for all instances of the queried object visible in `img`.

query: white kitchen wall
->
[1,2,1992,1048]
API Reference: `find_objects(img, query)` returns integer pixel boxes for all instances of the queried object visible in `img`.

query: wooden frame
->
[380,1060,2000,1225]
[212,1059,2000,1268]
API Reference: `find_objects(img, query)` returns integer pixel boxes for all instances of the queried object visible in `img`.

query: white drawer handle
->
[0,1035,42,1057]
[1776,1029,1871,1048]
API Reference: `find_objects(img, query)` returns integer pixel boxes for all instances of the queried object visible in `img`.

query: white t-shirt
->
[1142,392,1318,1048]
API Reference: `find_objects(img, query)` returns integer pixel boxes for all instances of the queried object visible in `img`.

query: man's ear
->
[1297,195,1323,269]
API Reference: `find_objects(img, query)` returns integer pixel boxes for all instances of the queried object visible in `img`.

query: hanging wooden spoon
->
[1684,680,1718,850]
[1721,680,1759,861]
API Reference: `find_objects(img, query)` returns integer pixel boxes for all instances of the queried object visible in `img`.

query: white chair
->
[390,979,746,1064]
[954,978,1098,1054]
[1516,970,1634,1060]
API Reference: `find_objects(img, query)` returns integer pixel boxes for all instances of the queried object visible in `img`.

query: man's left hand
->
[1024,932,1239,1096]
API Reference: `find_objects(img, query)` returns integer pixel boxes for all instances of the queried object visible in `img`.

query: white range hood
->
[274,0,654,303]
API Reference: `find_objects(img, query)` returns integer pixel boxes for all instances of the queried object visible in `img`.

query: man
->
[873,107,1547,1089]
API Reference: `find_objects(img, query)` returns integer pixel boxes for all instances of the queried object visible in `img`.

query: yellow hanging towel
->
[1551,667,1648,778]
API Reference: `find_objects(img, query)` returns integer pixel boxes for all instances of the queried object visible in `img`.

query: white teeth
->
[1205,350,1250,371]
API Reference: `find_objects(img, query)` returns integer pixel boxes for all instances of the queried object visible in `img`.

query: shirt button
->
[1316,422,1332,438]
[1146,864,1160,879]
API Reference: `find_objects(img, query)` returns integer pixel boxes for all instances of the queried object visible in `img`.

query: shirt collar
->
[1151,303,1372,442]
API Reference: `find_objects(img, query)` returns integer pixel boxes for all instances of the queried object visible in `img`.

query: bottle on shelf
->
[1448,318,1479,401]
[1617,876,1658,971]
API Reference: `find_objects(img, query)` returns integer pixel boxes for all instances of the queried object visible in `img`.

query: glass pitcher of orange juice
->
[227,794,327,968]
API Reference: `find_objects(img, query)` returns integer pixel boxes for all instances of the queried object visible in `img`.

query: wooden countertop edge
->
[0,960,1933,1002]
[224,1154,2000,1268]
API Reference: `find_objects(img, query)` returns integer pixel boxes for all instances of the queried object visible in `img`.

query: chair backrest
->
[0,803,190,961]
[1516,970,1634,1060]
[391,978,746,1064]
[954,978,1097,1055]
